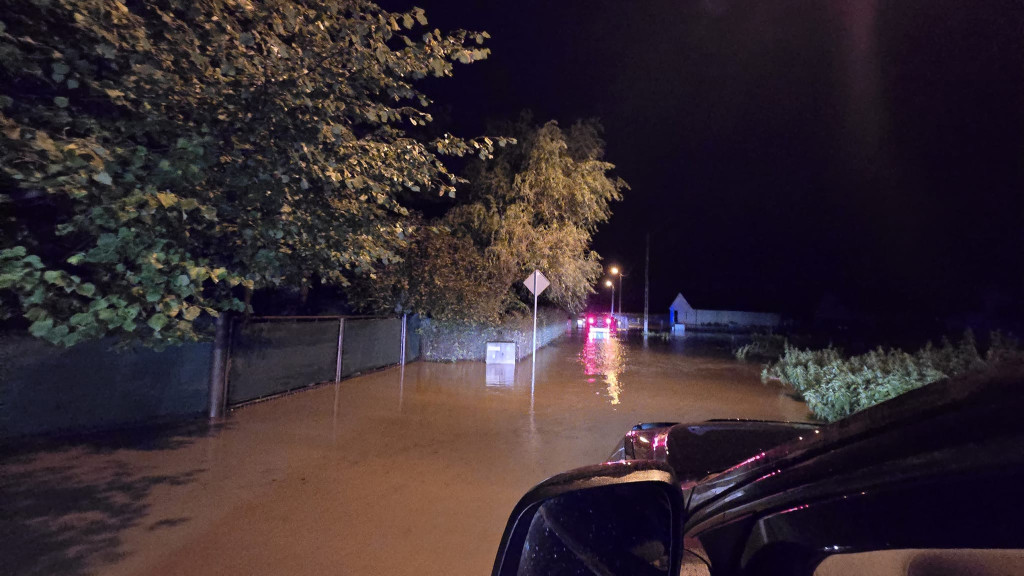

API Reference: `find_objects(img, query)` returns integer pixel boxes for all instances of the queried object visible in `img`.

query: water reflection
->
[606,372,621,405]
[486,363,516,387]
[579,334,627,406]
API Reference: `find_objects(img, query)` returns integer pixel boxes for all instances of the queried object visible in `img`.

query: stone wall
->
[419,309,569,362]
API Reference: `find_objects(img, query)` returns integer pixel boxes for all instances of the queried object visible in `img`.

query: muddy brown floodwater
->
[0,332,810,576]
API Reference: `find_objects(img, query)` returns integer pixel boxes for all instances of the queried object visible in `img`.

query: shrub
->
[734,332,788,361]
[763,330,1015,422]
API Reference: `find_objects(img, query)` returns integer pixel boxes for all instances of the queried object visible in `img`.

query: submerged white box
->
[486,364,515,386]
[485,341,516,365]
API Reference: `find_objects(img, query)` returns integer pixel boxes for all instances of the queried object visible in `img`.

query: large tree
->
[356,117,627,323]
[0,0,507,346]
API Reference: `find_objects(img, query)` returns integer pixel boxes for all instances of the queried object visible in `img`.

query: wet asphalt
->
[0,331,810,576]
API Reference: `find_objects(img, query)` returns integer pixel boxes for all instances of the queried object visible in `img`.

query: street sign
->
[523,270,550,296]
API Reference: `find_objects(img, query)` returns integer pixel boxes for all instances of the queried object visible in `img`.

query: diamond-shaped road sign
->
[523,270,549,296]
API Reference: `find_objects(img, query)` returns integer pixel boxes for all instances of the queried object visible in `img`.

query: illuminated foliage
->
[461,119,627,315]
[355,117,626,323]
[761,330,1021,422]
[0,0,506,346]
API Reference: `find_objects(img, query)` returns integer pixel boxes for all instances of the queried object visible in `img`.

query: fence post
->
[400,313,408,366]
[335,318,345,383]
[208,313,229,419]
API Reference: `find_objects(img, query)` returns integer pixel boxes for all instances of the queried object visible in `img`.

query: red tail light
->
[588,316,595,324]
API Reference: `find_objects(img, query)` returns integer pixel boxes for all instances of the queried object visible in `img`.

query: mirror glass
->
[515,482,673,576]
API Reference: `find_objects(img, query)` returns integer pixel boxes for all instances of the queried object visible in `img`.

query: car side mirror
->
[491,462,685,576]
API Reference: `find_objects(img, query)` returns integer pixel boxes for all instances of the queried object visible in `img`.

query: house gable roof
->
[669,292,693,312]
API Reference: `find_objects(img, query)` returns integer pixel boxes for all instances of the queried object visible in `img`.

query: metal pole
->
[610,285,615,316]
[399,363,405,413]
[400,313,408,366]
[208,313,229,419]
[531,274,538,388]
[644,233,650,336]
[335,318,345,383]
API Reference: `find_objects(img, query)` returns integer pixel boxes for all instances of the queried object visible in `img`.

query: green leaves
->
[1,0,492,348]
[29,317,54,338]
[147,313,169,331]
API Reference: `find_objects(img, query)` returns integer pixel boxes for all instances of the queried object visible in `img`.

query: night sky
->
[385,0,1024,323]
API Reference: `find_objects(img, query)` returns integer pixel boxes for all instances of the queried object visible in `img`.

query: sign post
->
[523,270,550,399]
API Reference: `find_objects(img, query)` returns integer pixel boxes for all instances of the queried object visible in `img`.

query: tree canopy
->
[0,0,507,346]
[355,117,627,323]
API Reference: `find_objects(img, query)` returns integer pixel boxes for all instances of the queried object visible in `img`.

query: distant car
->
[584,314,616,337]
[491,368,1024,576]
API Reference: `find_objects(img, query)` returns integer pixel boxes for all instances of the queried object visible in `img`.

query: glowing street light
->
[609,265,625,315]
[605,279,614,316]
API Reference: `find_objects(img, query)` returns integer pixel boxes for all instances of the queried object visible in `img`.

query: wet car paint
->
[621,420,819,485]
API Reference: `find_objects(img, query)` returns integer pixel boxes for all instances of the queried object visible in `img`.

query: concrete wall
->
[677,309,781,327]
[607,313,672,331]
[0,334,211,440]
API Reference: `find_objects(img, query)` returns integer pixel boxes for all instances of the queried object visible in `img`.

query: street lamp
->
[605,279,614,316]
[610,266,625,315]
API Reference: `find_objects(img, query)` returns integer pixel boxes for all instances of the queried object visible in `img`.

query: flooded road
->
[1,333,809,576]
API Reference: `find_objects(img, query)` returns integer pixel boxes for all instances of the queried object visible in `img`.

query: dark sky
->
[385,0,1024,321]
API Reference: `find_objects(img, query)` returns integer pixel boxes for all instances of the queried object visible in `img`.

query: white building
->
[669,292,781,331]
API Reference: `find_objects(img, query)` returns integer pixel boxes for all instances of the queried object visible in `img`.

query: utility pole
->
[644,233,650,336]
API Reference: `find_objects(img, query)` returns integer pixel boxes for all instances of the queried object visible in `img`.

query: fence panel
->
[227,319,340,405]
[0,334,210,440]
[406,315,422,361]
[341,318,403,378]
